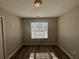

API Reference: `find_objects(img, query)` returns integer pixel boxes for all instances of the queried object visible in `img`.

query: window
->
[31,22,48,39]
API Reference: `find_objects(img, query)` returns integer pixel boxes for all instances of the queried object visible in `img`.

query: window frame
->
[31,22,48,39]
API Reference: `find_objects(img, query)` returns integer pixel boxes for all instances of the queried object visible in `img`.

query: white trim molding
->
[23,42,58,45]
[58,44,74,59]
[7,44,23,59]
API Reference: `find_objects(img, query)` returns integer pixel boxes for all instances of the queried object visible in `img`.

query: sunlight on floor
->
[29,52,58,59]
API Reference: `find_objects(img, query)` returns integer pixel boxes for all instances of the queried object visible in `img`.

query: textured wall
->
[21,18,58,45]
[58,6,79,59]
[0,7,22,58]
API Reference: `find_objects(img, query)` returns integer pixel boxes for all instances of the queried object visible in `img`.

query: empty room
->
[0,0,79,59]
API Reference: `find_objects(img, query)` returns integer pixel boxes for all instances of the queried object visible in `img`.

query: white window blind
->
[31,22,48,39]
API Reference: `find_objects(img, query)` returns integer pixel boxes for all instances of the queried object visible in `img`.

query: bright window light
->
[31,22,48,39]
[29,52,58,59]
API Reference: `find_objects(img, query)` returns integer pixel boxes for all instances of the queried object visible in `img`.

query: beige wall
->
[58,5,79,59]
[0,7,22,58]
[21,18,58,45]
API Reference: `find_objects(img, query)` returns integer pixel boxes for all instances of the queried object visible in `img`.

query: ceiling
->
[0,0,79,18]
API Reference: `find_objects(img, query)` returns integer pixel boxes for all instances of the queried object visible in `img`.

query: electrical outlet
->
[72,51,76,55]
[12,24,15,26]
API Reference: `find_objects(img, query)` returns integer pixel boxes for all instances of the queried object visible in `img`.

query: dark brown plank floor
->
[10,45,70,59]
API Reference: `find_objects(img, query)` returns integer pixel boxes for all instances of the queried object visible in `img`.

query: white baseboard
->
[23,44,57,45]
[58,44,74,59]
[23,42,58,45]
[7,44,23,59]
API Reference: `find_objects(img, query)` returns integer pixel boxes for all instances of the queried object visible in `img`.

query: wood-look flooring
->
[10,45,70,59]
